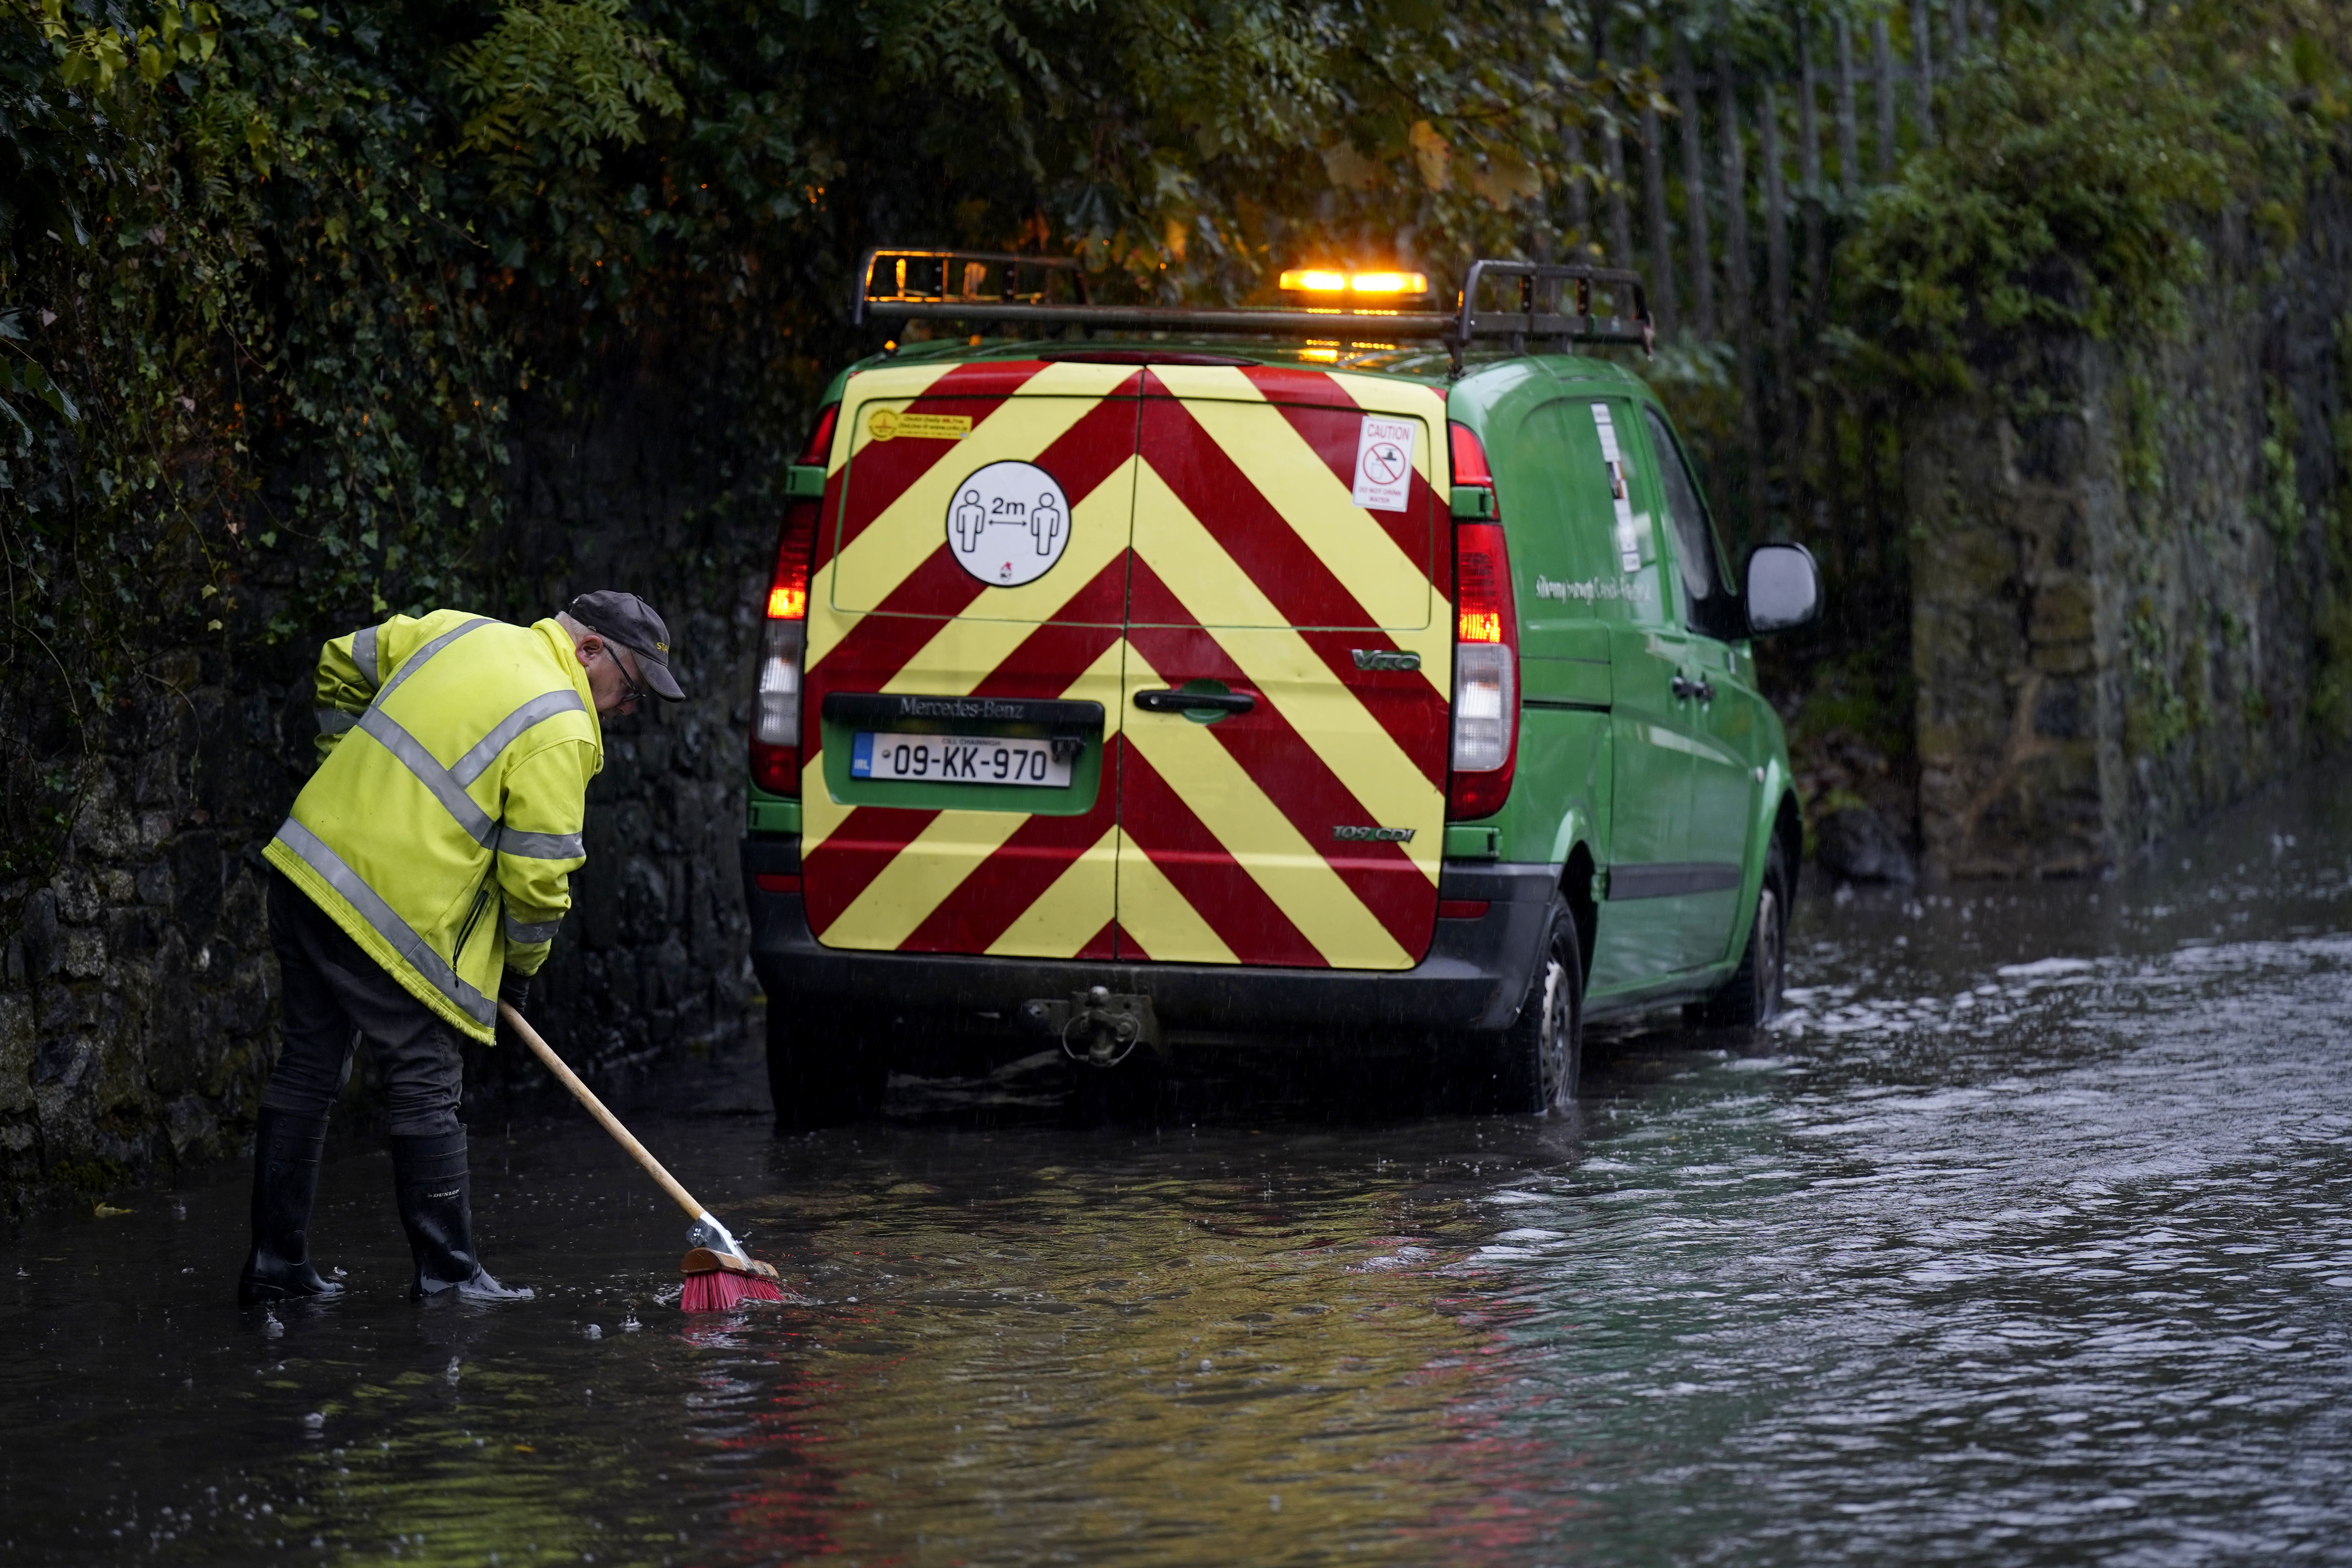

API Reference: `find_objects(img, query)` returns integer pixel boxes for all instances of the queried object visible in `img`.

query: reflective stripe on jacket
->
[266,610,603,1043]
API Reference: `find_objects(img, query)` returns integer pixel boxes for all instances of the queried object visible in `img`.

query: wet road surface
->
[4,772,2351,1565]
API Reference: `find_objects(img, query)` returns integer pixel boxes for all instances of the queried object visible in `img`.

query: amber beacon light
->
[1279,268,1431,298]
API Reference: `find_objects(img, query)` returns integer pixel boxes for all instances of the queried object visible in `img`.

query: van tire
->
[1479,896,1584,1114]
[766,1004,886,1129]
[1696,838,1790,1028]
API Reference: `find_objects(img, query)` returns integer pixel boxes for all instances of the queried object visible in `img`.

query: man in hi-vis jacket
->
[240,591,685,1305]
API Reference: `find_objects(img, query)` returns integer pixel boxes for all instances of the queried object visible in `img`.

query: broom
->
[498,1001,786,1311]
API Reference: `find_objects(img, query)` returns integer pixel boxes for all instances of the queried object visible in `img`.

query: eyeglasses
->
[607,644,650,709]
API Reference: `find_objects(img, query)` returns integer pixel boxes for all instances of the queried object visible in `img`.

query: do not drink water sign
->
[1351,416,1416,513]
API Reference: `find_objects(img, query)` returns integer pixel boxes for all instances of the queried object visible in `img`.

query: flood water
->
[5,772,2352,1566]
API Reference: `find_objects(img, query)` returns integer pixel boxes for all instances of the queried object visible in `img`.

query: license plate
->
[850,732,1070,787]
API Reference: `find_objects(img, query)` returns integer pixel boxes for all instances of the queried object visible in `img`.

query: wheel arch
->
[1772,788,1803,909]
[1559,840,1598,986]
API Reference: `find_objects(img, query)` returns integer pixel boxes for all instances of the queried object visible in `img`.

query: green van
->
[737,254,1821,1119]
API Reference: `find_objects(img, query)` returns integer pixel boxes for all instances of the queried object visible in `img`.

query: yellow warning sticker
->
[867,410,971,442]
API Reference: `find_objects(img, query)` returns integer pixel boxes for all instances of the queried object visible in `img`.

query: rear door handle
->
[1670,674,1696,701]
[1670,674,1716,703]
[1136,688,1255,715]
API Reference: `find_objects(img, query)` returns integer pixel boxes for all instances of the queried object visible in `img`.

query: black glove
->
[498,973,530,1018]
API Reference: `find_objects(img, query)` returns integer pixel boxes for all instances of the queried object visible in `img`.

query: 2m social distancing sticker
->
[946,460,1070,587]
[1351,416,1417,513]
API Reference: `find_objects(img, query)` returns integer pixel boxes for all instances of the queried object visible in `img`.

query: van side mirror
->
[1744,543,1821,636]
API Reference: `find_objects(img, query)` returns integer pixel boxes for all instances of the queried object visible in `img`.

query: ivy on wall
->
[1,0,524,886]
[1840,0,2352,386]
[1833,0,2352,786]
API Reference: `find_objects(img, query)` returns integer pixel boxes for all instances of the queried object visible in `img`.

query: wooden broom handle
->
[499,1001,707,1225]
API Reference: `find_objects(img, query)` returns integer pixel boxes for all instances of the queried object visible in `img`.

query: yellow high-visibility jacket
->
[264,610,603,1043]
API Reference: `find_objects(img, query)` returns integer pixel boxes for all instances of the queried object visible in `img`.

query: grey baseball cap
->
[566,590,685,701]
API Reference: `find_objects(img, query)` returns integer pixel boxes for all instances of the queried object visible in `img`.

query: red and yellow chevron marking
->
[799,359,1453,971]
[819,361,1142,612]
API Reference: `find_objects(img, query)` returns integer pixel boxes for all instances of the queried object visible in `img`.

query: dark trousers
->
[262,869,465,1137]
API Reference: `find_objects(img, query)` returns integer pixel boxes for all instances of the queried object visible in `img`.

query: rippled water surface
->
[5,775,2352,1566]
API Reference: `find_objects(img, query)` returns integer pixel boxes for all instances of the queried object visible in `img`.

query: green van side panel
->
[1617,388,1783,976]
[1711,766,1799,985]
[1430,352,1635,890]
[1444,351,1785,1007]
[1503,707,1611,870]
[1443,356,1689,994]
[1543,748,1609,869]
[1528,651,1611,706]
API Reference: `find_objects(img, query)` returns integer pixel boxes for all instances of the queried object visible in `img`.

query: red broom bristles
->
[498,1002,789,1312]
[681,1267,785,1312]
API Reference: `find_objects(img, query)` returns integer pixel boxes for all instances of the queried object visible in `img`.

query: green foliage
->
[2124,597,2195,759]
[0,0,514,884]
[31,0,217,92]
[1841,1,2351,384]
[1785,643,1916,763]
[0,310,77,435]
[2260,379,2306,544]
[446,0,681,168]
[2118,372,2165,504]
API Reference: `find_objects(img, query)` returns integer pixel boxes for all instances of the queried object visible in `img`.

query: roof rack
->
[850,249,1653,373]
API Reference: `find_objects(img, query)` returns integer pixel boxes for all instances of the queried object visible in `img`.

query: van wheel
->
[766,1004,886,1129]
[1697,839,1790,1028]
[1481,897,1584,1114]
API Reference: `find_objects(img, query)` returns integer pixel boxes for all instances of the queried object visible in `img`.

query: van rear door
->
[1115,366,1451,968]
[799,360,1142,958]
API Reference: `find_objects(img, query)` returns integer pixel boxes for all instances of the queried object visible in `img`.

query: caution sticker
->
[868,409,972,442]
[1350,415,1417,513]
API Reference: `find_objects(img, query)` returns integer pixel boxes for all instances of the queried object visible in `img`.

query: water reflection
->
[702,1146,1536,1565]
[2,773,2349,1563]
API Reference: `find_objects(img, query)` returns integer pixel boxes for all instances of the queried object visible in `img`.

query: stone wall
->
[1906,190,2352,878]
[0,655,295,1197]
[0,356,782,1214]
[489,359,774,1082]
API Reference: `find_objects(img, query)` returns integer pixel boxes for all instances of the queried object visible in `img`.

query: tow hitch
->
[1019,987,1163,1068]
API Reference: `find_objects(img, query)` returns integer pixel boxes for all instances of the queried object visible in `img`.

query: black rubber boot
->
[391,1131,534,1303]
[238,1108,345,1306]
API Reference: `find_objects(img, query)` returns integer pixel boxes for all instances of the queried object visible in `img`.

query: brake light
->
[1449,421,1493,487]
[795,402,839,468]
[750,496,820,799]
[766,505,812,620]
[1457,525,1507,644]
[1447,424,1518,820]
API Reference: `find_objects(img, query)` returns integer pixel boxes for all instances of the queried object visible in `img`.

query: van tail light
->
[796,402,840,468]
[750,495,820,798]
[1449,420,1493,487]
[1446,423,1518,820]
